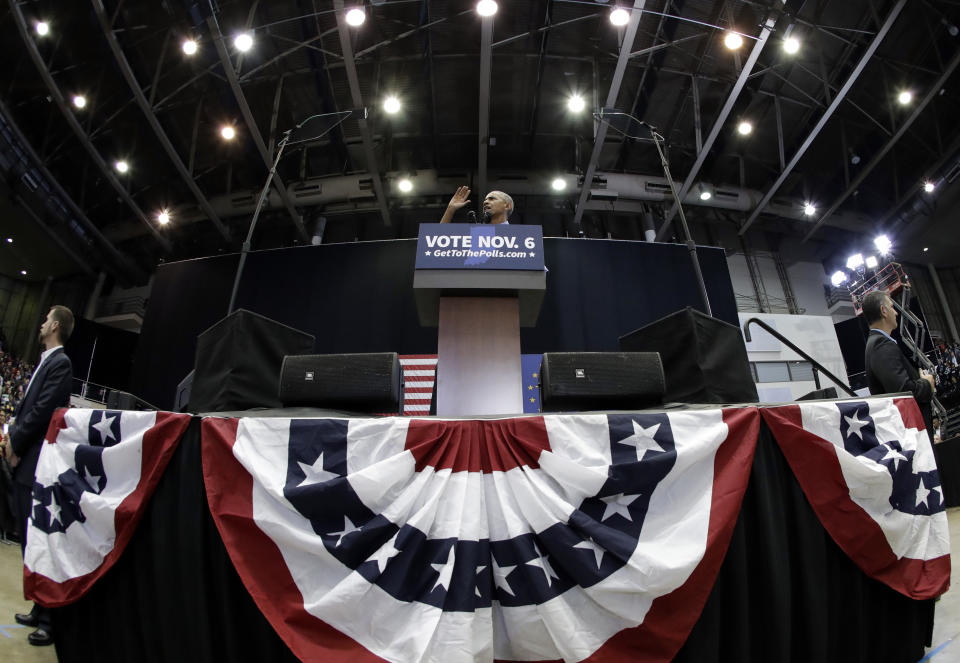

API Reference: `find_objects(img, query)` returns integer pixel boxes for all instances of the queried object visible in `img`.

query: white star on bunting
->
[327,515,360,547]
[617,421,664,461]
[573,538,605,569]
[492,557,517,596]
[916,480,931,508]
[431,546,456,591]
[84,467,102,493]
[879,444,908,471]
[367,535,402,574]
[600,492,641,521]
[46,492,61,525]
[297,452,339,487]
[844,412,869,440]
[92,414,117,443]
[525,544,559,586]
[474,564,487,597]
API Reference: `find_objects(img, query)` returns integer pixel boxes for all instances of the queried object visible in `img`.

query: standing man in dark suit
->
[862,290,936,440]
[0,304,74,647]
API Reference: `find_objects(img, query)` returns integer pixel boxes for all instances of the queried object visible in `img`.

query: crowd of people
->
[933,342,960,406]
[0,341,33,432]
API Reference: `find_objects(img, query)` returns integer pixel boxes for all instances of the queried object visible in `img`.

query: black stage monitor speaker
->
[191,309,315,412]
[280,353,401,412]
[539,352,665,412]
[106,389,155,411]
[619,307,758,404]
[797,387,839,401]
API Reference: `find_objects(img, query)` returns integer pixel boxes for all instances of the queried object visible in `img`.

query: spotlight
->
[20,270,27,276]
[35,21,49,37]
[874,234,892,255]
[182,39,198,55]
[476,0,498,17]
[897,90,912,105]
[783,37,800,54]
[234,33,254,52]
[383,96,401,114]
[865,255,879,269]
[923,247,929,252]
[724,32,743,50]
[115,160,129,174]
[72,95,87,109]
[398,178,413,193]
[831,271,848,287]
[345,8,366,26]
[803,202,816,216]
[737,121,753,136]
[609,8,630,26]
[567,95,585,112]
[220,125,236,140]
[551,177,567,191]
[923,181,935,193]
[157,210,170,225]
[846,253,864,270]
[697,183,713,201]
[5,238,12,243]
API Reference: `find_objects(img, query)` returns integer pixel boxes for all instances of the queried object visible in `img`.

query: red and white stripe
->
[400,354,437,415]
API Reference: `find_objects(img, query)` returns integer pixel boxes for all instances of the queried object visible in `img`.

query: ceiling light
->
[345,8,366,26]
[846,253,864,270]
[20,270,27,276]
[609,8,630,26]
[803,202,816,216]
[874,234,892,255]
[476,0,498,17]
[398,178,413,193]
[698,183,713,201]
[850,154,861,165]
[220,125,236,140]
[72,95,87,109]
[897,90,912,105]
[551,177,567,191]
[157,210,170,225]
[923,181,935,193]
[35,21,49,37]
[865,255,879,269]
[783,37,800,54]
[5,237,12,243]
[924,247,929,252]
[724,32,743,50]
[234,33,254,52]
[830,271,847,287]
[737,121,753,135]
[383,96,401,114]
[182,39,198,55]
[115,160,129,174]
[567,95,585,112]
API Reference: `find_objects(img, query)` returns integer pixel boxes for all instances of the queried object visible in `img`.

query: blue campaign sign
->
[415,224,545,270]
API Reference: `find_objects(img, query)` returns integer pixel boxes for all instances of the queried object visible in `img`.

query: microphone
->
[483,211,492,224]
[467,210,478,224]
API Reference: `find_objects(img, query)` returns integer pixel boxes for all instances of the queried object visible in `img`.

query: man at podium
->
[439,186,514,225]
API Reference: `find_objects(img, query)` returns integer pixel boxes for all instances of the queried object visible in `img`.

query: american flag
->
[201,407,759,662]
[399,355,437,416]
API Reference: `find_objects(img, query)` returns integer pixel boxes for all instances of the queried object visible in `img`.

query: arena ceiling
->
[0,0,959,287]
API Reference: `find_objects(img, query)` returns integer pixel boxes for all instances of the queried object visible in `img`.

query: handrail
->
[743,318,858,398]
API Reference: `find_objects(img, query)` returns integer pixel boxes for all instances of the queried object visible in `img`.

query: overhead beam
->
[333,0,391,226]
[573,1,647,231]
[803,45,960,242]
[92,0,231,242]
[656,15,775,241]
[738,0,906,236]
[478,13,494,199]
[8,0,172,252]
[206,13,309,240]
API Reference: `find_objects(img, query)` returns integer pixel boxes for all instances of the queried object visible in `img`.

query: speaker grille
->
[540,352,664,412]
[279,353,400,412]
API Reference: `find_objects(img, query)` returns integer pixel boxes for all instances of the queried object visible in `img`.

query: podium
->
[413,224,546,416]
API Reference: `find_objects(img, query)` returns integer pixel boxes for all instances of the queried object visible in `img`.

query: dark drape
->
[52,419,934,663]
[934,437,960,508]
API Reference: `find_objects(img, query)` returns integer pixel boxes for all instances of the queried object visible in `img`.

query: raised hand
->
[439,185,471,223]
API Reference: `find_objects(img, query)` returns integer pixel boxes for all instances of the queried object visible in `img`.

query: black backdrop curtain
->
[52,419,934,663]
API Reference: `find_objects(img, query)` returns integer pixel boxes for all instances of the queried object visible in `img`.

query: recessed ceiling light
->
[567,95,585,112]
[234,33,253,52]
[923,181,935,193]
[783,37,800,54]
[923,247,929,252]
[724,32,743,50]
[220,126,236,140]
[398,178,413,193]
[737,121,753,135]
[609,8,630,26]
[5,238,12,243]
[803,203,816,216]
[345,8,366,26]
[897,90,913,105]
[551,177,567,191]
[35,21,49,37]
[20,270,27,275]
[182,39,198,55]
[383,96,401,114]
[72,95,87,109]
[157,210,170,225]
[115,160,129,173]
[476,0,498,17]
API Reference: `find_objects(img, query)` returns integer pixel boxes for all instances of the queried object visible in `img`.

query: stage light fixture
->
[865,255,879,269]
[20,270,27,276]
[383,96,401,114]
[874,234,892,255]
[697,183,713,201]
[737,121,753,136]
[567,95,585,112]
[551,177,567,191]
[398,178,413,193]
[897,90,912,105]
[724,32,743,50]
[182,39,198,55]
[830,271,847,287]
[234,32,254,52]
[157,210,170,225]
[924,247,929,252]
[476,0,498,17]
[609,8,630,26]
[345,8,366,26]
[923,181,935,193]
[35,21,49,36]
[5,238,12,243]
[220,126,236,140]
[115,160,129,174]
[783,37,800,54]
[72,95,87,109]
[803,202,816,216]
[846,253,864,270]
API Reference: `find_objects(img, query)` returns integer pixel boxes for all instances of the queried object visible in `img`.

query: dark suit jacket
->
[9,347,73,487]
[864,329,934,435]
